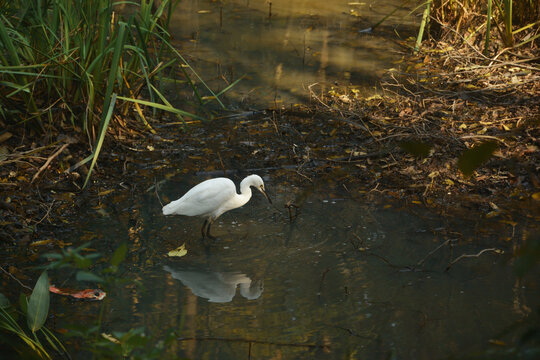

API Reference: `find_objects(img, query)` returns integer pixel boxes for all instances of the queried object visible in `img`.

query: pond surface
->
[59,172,538,359]
[38,2,538,359]
[168,0,417,107]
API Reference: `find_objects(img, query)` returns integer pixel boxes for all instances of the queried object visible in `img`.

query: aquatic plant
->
[0,271,67,359]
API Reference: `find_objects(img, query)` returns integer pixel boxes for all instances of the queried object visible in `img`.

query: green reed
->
[0,0,222,186]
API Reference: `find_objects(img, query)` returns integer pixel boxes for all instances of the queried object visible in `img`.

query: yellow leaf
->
[30,239,53,247]
[477,127,488,134]
[532,192,540,201]
[444,179,454,186]
[98,189,115,196]
[102,333,120,344]
[168,243,188,257]
[412,200,422,204]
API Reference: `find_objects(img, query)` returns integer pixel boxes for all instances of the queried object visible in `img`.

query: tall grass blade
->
[415,0,432,53]
[117,95,204,120]
[0,15,21,66]
[503,0,513,47]
[83,93,117,188]
[102,22,127,118]
[484,0,492,55]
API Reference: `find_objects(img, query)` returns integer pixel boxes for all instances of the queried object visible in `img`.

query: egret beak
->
[260,188,272,204]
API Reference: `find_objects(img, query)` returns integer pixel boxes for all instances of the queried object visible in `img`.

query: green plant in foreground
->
[42,242,182,359]
[0,272,67,359]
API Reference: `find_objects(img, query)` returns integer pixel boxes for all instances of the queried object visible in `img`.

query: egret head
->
[243,174,272,204]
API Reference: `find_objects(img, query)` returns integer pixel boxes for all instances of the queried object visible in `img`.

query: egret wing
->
[162,178,236,217]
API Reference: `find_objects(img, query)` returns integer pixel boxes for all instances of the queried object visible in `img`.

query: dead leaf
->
[168,243,188,257]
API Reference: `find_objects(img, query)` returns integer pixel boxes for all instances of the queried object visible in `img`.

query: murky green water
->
[168,0,417,107]
[58,173,538,359]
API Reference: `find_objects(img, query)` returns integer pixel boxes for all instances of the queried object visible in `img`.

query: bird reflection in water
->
[163,265,263,303]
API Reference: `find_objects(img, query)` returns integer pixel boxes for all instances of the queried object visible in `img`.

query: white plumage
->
[162,174,271,238]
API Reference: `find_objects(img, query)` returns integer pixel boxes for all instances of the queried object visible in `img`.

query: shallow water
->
[38,2,538,358]
[58,173,538,359]
[168,0,417,107]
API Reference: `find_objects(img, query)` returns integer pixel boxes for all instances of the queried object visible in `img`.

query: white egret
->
[162,174,271,239]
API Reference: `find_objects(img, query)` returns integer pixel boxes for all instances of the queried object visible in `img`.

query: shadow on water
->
[58,172,539,359]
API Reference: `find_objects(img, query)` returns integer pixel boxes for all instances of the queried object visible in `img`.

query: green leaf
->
[0,293,10,308]
[458,141,498,177]
[111,243,127,267]
[19,294,28,315]
[76,271,104,283]
[27,271,50,332]
[73,256,93,269]
[399,140,432,158]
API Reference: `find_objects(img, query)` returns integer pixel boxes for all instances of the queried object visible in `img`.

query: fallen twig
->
[31,143,71,183]
[154,177,164,207]
[34,200,55,225]
[445,248,503,272]
[0,266,32,291]
[415,239,454,268]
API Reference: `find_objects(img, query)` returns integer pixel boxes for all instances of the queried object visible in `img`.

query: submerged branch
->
[446,248,504,272]
[177,336,330,350]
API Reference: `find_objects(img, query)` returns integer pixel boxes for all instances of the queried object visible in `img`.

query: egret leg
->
[205,220,217,240]
[201,218,217,239]
[201,219,209,238]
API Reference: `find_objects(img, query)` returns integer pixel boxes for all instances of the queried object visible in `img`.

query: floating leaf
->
[27,271,50,332]
[400,140,432,158]
[458,141,498,177]
[168,243,188,257]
